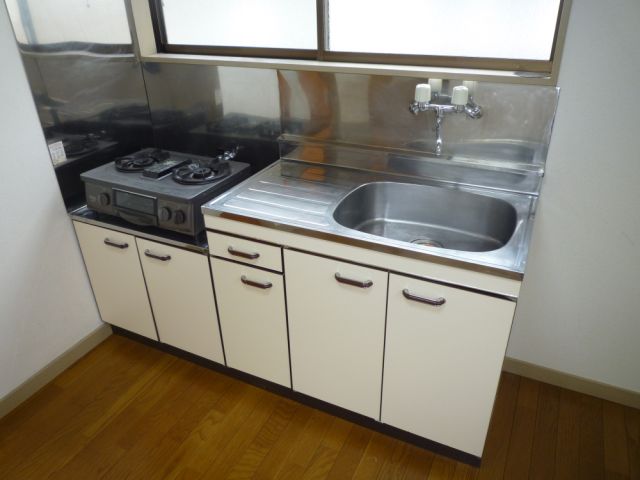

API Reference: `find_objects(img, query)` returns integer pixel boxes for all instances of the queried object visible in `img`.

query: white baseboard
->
[503,356,640,409]
[0,323,112,419]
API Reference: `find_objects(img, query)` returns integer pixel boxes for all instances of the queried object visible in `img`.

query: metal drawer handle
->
[402,288,446,306]
[335,272,373,289]
[104,238,128,249]
[144,249,171,261]
[241,275,272,289]
[228,246,260,260]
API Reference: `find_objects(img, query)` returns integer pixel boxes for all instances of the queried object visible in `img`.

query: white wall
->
[0,3,102,399]
[509,0,640,393]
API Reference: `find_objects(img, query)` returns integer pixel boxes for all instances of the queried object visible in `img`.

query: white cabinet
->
[73,221,157,340]
[137,238,224,364]
[210,258,290,387]
[284,250,388,419]
[381,273,515,457]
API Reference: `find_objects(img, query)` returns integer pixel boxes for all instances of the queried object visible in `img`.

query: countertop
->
[202,161,538,279]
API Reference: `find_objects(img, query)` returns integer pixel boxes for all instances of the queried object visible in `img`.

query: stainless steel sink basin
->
[333,182,517,252]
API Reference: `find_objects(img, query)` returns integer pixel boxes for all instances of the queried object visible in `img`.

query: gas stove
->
[81,148,250,237]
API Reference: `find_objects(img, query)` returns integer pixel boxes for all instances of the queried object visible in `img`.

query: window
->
[150,0,568,73]
[5,0,131,46]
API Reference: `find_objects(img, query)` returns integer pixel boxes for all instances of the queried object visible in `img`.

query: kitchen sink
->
[332,182,517,252]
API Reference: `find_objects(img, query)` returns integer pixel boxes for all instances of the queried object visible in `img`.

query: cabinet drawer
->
[207,231,282,272]
[211,258,290,387]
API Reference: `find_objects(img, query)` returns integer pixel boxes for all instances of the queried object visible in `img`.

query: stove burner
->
[115,153,160,172]
[172,161,231,185]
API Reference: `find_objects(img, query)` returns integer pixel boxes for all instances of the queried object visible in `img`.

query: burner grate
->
[172,161,231,185]
[115,153,160,172]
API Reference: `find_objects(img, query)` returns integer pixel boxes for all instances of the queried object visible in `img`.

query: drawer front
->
[207,231,282,272]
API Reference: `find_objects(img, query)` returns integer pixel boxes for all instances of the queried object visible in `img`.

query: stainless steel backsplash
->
[141,64,559,170]
[278,71,559,165]
[5,0,560,197]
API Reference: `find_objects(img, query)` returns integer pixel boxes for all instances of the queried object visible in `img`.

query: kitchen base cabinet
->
[285,250,388,419]
[381,273,515,457]
[137,238,224,364]
[73,221,157,340]
[211,258,290,387]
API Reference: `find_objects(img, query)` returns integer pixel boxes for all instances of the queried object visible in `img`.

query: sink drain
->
[411,237,444,248]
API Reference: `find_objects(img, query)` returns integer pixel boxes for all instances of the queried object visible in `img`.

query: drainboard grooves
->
[246,187,332,205]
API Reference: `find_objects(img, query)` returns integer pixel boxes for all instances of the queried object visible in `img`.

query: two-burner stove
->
[81,148,250,237]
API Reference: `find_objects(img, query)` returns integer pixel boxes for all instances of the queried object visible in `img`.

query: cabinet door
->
[137,239,224,364]
[73,222,157,340]
[211,258,290,387]
[382,274,515,457]
[284,250,388,419]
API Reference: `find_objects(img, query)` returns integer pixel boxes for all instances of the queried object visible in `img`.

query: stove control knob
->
[98,193,111,206]
[174,210,186,225]
[159,207,172,222]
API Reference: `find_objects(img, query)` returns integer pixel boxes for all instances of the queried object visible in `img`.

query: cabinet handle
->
[402,288,446,306]
[334,272,373,288]
[104,238,128,249]
[228,246,260,260]
[144,249,171,261]
[241,275,272,289]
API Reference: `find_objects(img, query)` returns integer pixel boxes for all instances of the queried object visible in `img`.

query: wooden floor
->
[0,335,638,479]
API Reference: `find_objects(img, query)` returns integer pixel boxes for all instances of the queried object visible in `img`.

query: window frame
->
[145,0,571,78]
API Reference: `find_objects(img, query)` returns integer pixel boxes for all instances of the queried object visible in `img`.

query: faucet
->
[409,81,483,156]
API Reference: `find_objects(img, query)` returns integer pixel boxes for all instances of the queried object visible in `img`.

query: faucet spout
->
[434,110,444,156]
[409,86,484,157]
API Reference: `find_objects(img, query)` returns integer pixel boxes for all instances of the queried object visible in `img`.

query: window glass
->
[327,0,562,60]
[4,0,131,45]
[162,0,317,50]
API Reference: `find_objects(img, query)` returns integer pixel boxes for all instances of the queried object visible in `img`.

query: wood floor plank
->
[426,455,456,480]
[159,380,257,479]
[273,409,335,477]
[252,403,315,479]
[625,407,640,480]
[1,336,638,480]
[0,338,169,479]
[196,389,281,479]
[376,440,413,479]
[402,445,435,480]
[0,335,138,463]
[301,417,353,480]
[529,382,561,480]
[45,352,177,480]
[99,361,215,479]
[115,368,235,480]
[504,377,540,479]
[325,424,373,479]
[451,461,478,480]
[603,401,630,480]
[476,372,520,480]
[352,431,397,480]
[554,388,581,479]
[225,398,299,479]
[578,394,605,480]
